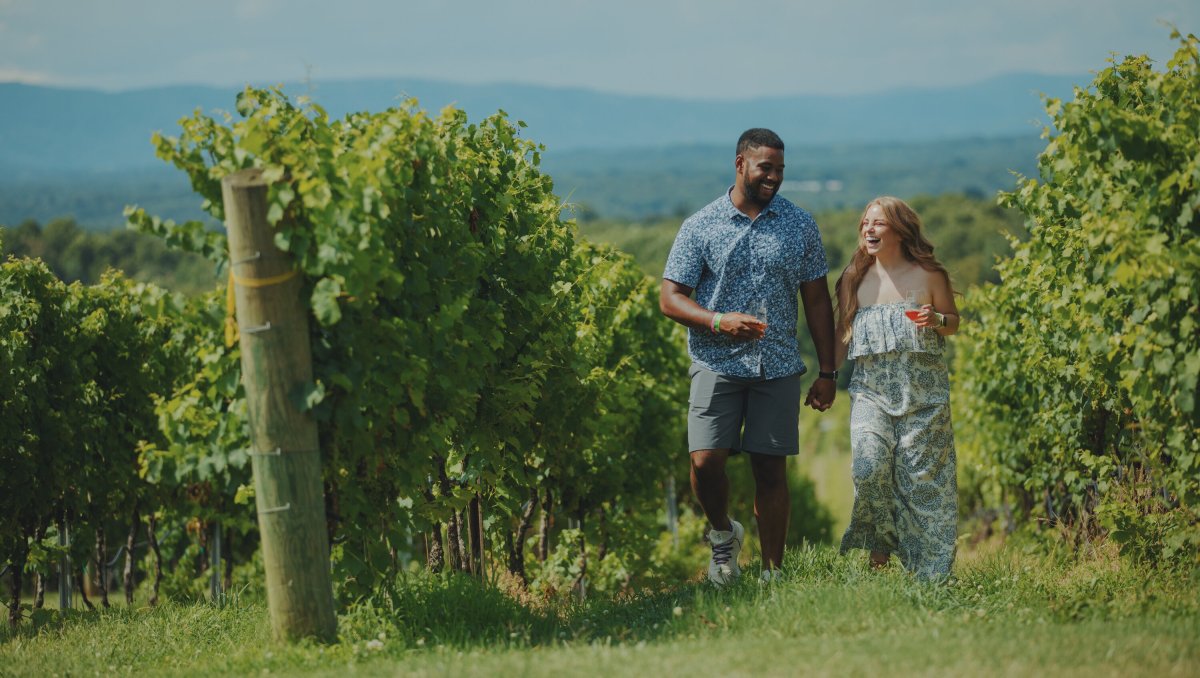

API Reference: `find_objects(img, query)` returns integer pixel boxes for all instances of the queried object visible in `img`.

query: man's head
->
[736,128,785,157]
[734,128,785,209]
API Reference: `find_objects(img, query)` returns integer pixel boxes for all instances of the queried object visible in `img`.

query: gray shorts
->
[687,363,802,456]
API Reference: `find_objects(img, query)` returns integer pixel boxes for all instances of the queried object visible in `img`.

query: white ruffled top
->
[847,301,945,360]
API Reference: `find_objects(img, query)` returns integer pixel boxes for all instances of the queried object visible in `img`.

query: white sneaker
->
[759,569,783,584]
[706,519,744,585]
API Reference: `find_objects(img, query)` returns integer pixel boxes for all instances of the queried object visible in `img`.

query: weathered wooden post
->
[222,168,337,642]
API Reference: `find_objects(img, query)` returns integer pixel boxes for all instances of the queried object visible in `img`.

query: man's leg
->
[690,449,732,531]
[691,448,743,584]
[741,372,801,573]
[749,452,789,570]
[687,366,747,584]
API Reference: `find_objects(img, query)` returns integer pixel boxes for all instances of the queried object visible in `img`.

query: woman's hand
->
[911,304,942,329]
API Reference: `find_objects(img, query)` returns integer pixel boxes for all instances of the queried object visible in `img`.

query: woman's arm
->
[927,270,960,336]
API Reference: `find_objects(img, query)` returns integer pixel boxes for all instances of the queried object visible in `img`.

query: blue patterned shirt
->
[663,188,828,379]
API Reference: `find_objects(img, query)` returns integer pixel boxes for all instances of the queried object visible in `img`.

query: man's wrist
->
[817,370,838,381]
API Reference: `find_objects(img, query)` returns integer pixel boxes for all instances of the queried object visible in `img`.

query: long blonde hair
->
[835,196,953,343]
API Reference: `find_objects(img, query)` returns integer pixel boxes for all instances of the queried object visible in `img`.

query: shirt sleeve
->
[662,218,704,288]
[797,213,829,283]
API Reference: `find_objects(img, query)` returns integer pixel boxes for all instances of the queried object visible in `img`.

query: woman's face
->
[860,203,900,257]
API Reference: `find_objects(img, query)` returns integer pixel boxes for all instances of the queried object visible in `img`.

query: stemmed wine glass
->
[905,289,931,341]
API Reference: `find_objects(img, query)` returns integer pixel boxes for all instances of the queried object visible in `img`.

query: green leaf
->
[311,277,342,326]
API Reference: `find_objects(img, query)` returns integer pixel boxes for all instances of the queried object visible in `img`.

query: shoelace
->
[711,538,735,566]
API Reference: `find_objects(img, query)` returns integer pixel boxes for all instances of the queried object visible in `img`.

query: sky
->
[0,0,1196,99]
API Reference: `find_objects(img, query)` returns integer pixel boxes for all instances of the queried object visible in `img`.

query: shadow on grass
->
[0,586,265,645]
[350,546,860,650]
[341,571,715,650]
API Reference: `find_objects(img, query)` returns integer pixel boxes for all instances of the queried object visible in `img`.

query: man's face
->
[736,145,784,207]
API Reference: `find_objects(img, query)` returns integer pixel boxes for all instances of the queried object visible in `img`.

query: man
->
[660,128,837,585]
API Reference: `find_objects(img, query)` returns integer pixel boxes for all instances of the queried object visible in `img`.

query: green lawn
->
[7,393,1196,676]
[4,541,1197,677]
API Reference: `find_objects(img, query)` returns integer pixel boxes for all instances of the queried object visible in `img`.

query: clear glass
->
[905,289,930,341]
[750,299,768,342]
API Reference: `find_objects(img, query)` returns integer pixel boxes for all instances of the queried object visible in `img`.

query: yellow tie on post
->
[226,270,238,348]
[226,267,300,348]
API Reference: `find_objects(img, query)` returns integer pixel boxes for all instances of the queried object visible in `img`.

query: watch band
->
[818,370,838,380]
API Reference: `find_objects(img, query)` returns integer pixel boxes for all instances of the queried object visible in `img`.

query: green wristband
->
[712,312,724,334]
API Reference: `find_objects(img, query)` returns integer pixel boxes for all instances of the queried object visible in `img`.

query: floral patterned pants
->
[840,351,957,580]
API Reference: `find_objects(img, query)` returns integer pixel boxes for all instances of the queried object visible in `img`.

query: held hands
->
[715,312,767,341]
[804,377,836,412]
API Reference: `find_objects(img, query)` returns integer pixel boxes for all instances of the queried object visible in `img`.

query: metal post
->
[209,522,222,604]
[58,520,71,610]
[665,475,679,549]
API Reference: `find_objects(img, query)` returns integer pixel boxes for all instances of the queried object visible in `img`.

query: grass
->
[6,395,1195,675]
[3,539,1198,677]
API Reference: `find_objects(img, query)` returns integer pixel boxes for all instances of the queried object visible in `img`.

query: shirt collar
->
[724,185,779,220]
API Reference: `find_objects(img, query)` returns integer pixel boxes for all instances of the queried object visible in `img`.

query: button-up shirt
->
[663,188,828,379]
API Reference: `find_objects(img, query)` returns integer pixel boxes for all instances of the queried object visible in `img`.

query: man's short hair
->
[736,128,784,156]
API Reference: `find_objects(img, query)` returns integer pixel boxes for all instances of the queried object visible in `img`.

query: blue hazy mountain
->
[0,73,1079,173]
[0,75,1076,225]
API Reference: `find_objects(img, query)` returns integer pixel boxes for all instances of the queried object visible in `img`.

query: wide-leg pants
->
[839,351,957,580]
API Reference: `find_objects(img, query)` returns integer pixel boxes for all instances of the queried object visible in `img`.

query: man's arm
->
[799,275,837,411]
[659,279,765,340]
[833,269,851,370]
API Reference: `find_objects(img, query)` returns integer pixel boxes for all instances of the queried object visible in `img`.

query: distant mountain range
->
[0,74,1080,173]
[0,75,1077,225]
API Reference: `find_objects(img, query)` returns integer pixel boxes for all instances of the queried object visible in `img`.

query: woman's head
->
[836,196,951,343]
[856,196,936,263]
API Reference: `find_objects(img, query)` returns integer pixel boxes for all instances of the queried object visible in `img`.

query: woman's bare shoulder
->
[918,266,956,306]
[919,265,951,288]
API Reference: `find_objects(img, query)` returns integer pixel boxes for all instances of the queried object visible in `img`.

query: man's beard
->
[742,170,777,207]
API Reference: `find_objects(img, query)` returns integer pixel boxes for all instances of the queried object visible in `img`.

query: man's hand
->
[717,312,767,341]
[804,377,836,412]
[798,276,838,412]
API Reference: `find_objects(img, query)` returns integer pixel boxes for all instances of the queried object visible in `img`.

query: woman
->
[834,196,960,580]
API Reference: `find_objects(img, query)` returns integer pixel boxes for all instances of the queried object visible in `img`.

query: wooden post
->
[222,168,337,642]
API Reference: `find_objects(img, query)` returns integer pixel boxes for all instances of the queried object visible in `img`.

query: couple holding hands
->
[660,128,960,584]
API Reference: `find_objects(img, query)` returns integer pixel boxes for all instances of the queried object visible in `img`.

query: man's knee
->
[749,454,788,491]
[690,449,729,477]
